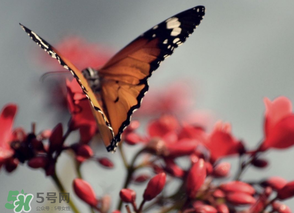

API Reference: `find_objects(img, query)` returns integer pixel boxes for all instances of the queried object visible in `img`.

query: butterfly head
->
[82,67,101,93]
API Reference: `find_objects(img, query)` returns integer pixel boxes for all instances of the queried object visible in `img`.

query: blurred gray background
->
[1,0,294,212]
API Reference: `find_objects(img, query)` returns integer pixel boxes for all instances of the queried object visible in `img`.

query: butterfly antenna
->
[40,70,71,82]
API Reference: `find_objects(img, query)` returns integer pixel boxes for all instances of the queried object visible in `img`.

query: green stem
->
[117,148,146,211]
[51,173,80,213]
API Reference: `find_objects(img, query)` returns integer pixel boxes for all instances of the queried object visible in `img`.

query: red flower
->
[41,36,111,71]
[186,158,206,198]
[136,82,193,116]
[277,180,294,200]
[0,104,18,165]
[73,179,98,207]
[213,162,231,178]
[119,189,136,203]
[148,115,179,138]
[143,173,166,201]
[66,79,97,143]
[260,97,294,150]
[205,121,243,163]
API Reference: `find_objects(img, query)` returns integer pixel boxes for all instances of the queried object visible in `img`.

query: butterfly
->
[20,5,205,152]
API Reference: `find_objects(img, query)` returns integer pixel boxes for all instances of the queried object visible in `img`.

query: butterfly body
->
[20,6,205,152]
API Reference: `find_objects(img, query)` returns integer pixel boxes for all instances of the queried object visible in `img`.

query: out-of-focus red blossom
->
[136,82,193,116]
[28,156,48,169]
[272,202,292,213]
[119,189,136,203]
[48,123,63,153]
[205,121,243,163]
[5,157,18,173]
[0,104,18,165]
[216,204,229,213]
[249,187,272,213]
[213,189,225,198]
[220,181,255,195]
[186,158,206,198]
[71,144,93,162]
[73,178,98,207]
[213,162,231,178]
[133,174,150,183]
[261,176,287,191]
[226,192,256,205]
[41,36,111,71]
[205,161,213,175]
[97,157,114,168]
[277,181,294,200]
[125,132,144,145]
[164,158,184,177]
[143,172,166,201]
[148,115,179,138]
[193,203,217,213]
[260,97,294,150]
[112,211,121,213]
[178,124,207,142]
[251,157,268,168]
[66,79,97,143]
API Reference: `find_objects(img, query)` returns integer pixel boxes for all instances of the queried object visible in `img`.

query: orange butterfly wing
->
[98,6,206,149]
[19,24,115,150]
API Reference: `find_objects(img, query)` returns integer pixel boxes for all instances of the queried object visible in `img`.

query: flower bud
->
[216,204,229,213]
[186,159,206,198]
[28,156,48,169]
[220,181,255,195]
[272,202,291,213]
[133,174,150,183]
[277,181,294,200]
[143,173,166,201]
[213,162,230,178]
[97,157,114,168]
[261,177,287,191]
[226,192,256,205]
[120,189,136,203]
[194,204,217,213]
[73,179,98,207]
[5,157,18,173]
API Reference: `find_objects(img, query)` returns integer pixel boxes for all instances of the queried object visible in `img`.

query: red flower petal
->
[72,144,93,162]
[148,115,179,138]
[125,132,142,145]
[164,159,184,178]
[277,181,294,200]
[73,179,98,206]
[206,122,242,162]
[119,189,136,203]
[49,123,63,153]
[143,173,166,201]
[186,158,206,198]
[264,97,292,136]
[261,115,294,150]
[0,104,17,160]
[226,192,256,205]
[220,181,255,195]
[166,138,198,158]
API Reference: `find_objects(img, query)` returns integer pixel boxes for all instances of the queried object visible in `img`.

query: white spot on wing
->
[31,31,49,49]
[171,28,182,36]
[153,25,158,29]
[163,39,168,44]
[166,17,180,29]
[173,38,180,43]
